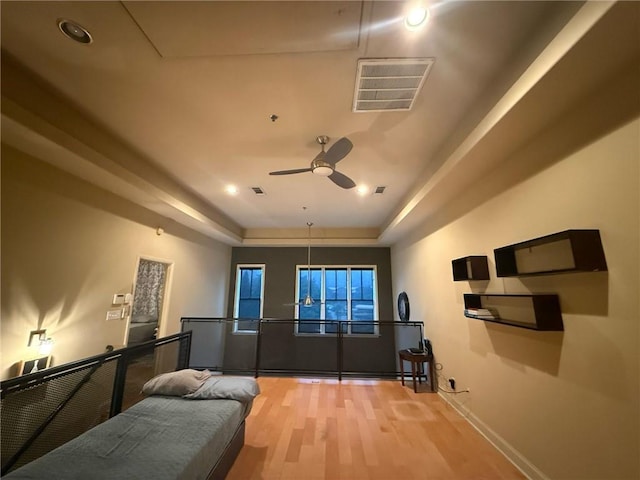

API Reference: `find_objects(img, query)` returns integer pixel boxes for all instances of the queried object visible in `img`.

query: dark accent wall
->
[223,247,396,375]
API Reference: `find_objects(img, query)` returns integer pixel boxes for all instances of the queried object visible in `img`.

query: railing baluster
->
[254,319,263,378]
[338,321,343,381]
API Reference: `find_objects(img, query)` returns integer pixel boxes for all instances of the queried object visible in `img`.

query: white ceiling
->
[1,1,638,246]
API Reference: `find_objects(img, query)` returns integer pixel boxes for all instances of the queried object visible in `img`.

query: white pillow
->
[184,376,260,402]
[142,369,211,396]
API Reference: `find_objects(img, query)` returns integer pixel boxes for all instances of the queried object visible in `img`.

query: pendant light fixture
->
[302,222,314,307]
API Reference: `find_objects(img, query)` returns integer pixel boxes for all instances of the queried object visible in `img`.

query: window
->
[295,266,378,335]
[233,265,264,333]
[350,268,376,334]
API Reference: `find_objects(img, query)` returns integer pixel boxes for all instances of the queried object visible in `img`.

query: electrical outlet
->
[448,377,456,390]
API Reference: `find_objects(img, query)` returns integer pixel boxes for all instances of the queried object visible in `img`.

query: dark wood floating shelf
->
[452,256,490,281]
[494,229,607,277]
[463,293,563,331]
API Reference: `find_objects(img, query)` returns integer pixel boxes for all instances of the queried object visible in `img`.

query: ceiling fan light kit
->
[269,136,356,189]
[313,165,333,177]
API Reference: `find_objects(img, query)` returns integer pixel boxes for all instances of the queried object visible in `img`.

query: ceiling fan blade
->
[323,137,353,165]
[328,170,356,189]
[269,168,313,176]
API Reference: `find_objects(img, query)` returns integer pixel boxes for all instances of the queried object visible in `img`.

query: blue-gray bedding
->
[5,396,247,480]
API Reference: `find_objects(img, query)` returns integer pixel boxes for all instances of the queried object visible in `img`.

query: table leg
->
[428,360,436,392]
[399,354,405,386]
[411,361,417,393]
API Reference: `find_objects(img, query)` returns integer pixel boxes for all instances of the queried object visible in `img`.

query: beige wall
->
[1,145,231,380]
[391,117,639,480]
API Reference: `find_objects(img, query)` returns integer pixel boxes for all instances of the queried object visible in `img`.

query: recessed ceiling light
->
[225,185,239,195]
[57,19,93,44]
[356,185,369,196]
[404,7,430,31]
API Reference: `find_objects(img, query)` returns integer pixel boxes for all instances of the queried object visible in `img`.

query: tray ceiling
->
[1,1,637,245]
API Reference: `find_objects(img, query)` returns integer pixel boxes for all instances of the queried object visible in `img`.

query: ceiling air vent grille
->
[374,186,386,195]
[251,187,266,195]
[353,58,434,112]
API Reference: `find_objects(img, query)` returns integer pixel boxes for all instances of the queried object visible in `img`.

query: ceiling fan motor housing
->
[311,158,333,176]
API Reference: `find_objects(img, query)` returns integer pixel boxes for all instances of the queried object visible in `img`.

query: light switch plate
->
[106,309,122,321]
[112,294,125,305]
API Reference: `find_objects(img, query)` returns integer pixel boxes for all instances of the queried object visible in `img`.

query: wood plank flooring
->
[227,377,525,480]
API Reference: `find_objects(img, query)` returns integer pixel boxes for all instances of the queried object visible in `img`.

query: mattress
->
[4,396,246,480]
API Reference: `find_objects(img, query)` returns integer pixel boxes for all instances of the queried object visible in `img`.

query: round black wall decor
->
[398,292,410,321]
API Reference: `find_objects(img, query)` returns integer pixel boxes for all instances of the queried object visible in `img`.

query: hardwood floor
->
[227,377,525,480]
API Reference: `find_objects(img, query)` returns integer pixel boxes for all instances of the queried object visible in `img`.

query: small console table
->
[398,349,436,393]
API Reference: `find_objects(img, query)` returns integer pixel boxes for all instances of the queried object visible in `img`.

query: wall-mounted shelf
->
[463,293,563,331]
[452,256,490,281]
[494,229,607,277]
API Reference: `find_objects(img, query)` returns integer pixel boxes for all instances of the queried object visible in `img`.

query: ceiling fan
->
[269,136,356,189]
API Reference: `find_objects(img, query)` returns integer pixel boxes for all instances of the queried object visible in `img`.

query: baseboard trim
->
[437,391,549,480]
